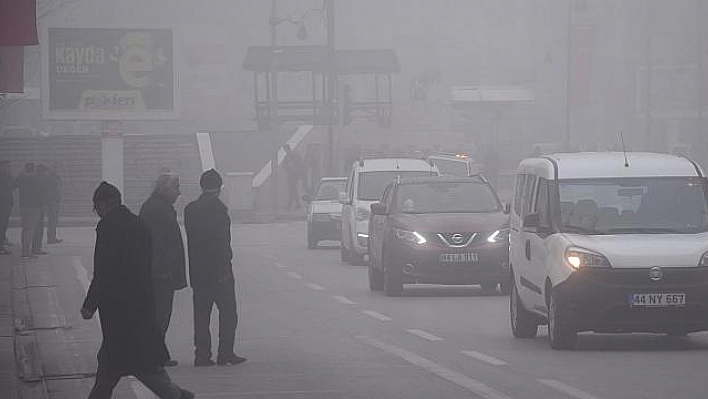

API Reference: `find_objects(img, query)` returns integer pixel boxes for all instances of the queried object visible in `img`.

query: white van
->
[340,157,438,264]
[509,152,708,349]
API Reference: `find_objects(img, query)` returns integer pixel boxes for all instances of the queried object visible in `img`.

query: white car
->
[340,156,438,265]
[303,177,347,249]
[509,152,708,349]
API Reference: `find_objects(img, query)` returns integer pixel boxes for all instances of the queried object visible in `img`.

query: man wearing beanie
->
[81,182,193,399]
[184,169,247,367]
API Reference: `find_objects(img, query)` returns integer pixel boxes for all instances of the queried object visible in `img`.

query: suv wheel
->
[548,289,577,350]
[499,278,511,295]
[368,259,384,291]
[510,278,539,338]
[383,255,403,296]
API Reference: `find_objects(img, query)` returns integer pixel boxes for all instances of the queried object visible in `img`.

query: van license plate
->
[439,253,478,263]
[630,293,685,307]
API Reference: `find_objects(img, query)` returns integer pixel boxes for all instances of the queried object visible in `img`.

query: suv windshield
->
[396,181,501,214]
[558,176,708,234]
[358,171,434,201]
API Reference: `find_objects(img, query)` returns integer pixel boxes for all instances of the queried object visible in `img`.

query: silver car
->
[303,177,347,249]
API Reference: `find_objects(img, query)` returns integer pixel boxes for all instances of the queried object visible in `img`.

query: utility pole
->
[269,0,280,218]
[325,0,336,175]
[644,0,653,151]
[564,0,572,147]
[698,0,705,145]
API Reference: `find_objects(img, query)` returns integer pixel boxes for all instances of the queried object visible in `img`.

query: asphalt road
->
[7,222,708,399]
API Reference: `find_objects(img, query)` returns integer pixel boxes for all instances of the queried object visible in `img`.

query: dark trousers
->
[32,208,44,252]
[287,178,302,209]
[46,201,59,240]
[20,207,40,257]
[154,283,175,337]
[0,205,10,244]
[192,283,238,361]
[87,367,181,399]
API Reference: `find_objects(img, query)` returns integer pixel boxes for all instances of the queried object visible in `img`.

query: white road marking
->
[193,390,347,397]
[357,336,512,399]
[332,295,356,305]
[362,310,391,321]
[275,262,287,268]
[538,379,602,399]
[72,256,89,292]
[286,271,303,279]
[407,329,443,341]
[461,350,507,366]
[304,282,326,290]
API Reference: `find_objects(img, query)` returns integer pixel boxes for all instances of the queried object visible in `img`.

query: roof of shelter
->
[243,45,400,75]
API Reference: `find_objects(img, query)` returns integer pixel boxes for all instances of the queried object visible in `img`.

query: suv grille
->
[436,232,477,247]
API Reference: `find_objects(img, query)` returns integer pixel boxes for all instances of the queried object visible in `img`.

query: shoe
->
[194,358,215,367]
[163,359,179,367]
[47,238,63,244]
[31,250,48,255]
[178,388,195,399]
[217,353,247,366]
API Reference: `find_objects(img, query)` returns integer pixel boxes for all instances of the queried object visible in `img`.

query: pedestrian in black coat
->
[14,162,42,258]
[0,161,13,255]
[81,182,193,399]
[185,169,247,367]
[139,173,188,367]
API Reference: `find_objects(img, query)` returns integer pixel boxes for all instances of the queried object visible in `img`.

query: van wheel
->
[510,279,538,338]
[548,289,578,350]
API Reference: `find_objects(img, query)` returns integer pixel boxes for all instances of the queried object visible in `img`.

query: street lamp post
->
[269,0,280,218]
[325,0,335,176]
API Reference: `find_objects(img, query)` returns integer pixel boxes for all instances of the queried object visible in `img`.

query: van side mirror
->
[370,202,387,216]
[523,213,540,230]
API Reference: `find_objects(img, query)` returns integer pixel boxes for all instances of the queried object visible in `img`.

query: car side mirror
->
[302,194,312,203]
[338,192,351,205]
[370,202,387,216]
[523,213,540,231]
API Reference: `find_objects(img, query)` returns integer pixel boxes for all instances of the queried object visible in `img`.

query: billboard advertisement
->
[43,28,178,120]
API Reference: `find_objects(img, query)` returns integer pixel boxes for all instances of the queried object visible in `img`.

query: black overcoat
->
[184,193,233,288]
[138,193,187,290]
[82,205,170,374]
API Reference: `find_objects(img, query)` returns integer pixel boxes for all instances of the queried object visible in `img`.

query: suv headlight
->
[356,206,370,222]
[486,228,509,243]
[394,228,427,245]
[565,247,611,269]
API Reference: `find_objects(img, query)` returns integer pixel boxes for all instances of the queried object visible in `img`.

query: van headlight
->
[486,228,509,243]
[565,247,611,269]
[394,228,427,245]
[356,206,370,221]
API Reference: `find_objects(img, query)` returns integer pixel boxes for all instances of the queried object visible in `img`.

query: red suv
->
[368,176,510,296]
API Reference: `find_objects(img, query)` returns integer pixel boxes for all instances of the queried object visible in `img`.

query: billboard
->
[43,28,178,120]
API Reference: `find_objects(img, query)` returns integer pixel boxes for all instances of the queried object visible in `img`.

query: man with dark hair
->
[81,181,193,399]
[139,173,188,368]
[14,162,42,259]
[185,169,247,367]
[0,160,13,255]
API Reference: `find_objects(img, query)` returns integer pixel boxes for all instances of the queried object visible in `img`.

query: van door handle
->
[525,240,531,261]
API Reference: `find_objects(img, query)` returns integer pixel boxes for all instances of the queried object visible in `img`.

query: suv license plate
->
[439,253,478,263]
[630,293,686,307]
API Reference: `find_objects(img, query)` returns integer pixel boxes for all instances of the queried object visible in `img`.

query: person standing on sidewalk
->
[138,173,188,368]
[282,144,305,210]
[14,162,42,259]
[31,164,49,256]
[45,162,63,244]
[184,169,247,367]
[81,182,193,399]
[0,160,13,255]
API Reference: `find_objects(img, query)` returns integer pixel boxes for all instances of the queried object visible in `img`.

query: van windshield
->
[358,171,435,201]
[558,177,708,234]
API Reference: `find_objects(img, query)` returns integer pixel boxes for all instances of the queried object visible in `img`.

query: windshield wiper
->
[560,224,603,234]
[605,227,683,234]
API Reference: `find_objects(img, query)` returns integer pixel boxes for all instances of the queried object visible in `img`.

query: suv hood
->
[394,213,508,232]
[566,233,708,268]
